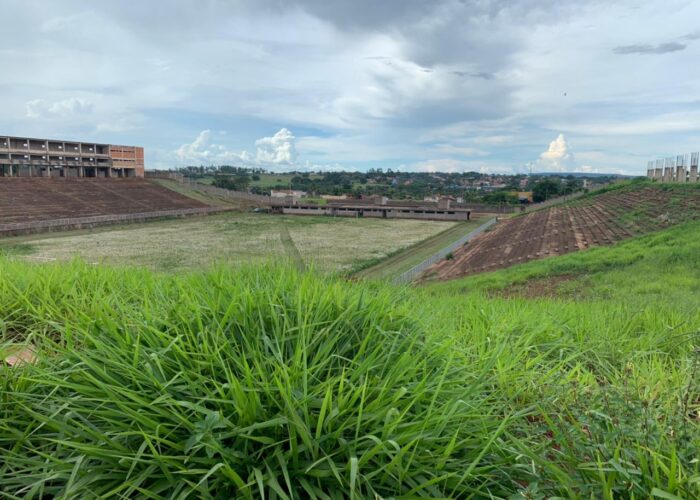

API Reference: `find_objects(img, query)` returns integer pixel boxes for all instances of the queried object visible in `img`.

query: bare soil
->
[424,186,700,281]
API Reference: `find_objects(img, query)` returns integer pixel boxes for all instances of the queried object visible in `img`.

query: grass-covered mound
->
[1,263,517,498]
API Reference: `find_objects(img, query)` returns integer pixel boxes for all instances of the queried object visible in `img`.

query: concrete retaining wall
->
[0,207,233,238]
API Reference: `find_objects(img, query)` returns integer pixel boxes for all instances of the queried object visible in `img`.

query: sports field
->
[0,213,457,274]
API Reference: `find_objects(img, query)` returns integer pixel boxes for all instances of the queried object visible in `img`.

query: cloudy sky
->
[1,0,699,174]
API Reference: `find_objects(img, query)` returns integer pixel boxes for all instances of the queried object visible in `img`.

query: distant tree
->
[235,173,250,191]
[532,178,561,202]
[561,177,581,195]
[212,173,250,191]
[483,191,519,205]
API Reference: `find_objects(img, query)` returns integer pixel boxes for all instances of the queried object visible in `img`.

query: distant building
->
[0,135,144,178]
[481,183,509,192]
[278,203,471,221]
[517,191,533,203]
[321,194,348,201]
[270,189,307,198]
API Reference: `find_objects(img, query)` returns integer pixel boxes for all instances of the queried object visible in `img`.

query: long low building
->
[277,203,471,221]
[0,135,144,178]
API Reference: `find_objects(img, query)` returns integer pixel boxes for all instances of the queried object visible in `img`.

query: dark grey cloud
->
[383,97,512,129]
[280,0,436,30]
[287,0,587,32]
[279,0,596,70]
[681,30,700,41]
[452,71,495,80]
[613,41,686,55]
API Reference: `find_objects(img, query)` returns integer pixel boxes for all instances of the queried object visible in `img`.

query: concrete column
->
[676,166,686,183]
[647,162,656,180]
[690,153,699,182]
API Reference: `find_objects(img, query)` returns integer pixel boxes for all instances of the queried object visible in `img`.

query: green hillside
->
[2,218,700,497]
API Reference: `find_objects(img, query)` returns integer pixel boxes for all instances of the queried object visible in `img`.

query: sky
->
[1,0,699,175]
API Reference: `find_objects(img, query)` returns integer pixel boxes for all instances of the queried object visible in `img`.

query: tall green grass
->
[1,263,525,498]
[2,217,700,497]
[418,220,700,498]
[416,292,700,498]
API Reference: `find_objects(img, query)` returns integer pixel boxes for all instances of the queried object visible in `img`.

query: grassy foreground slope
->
[1,264,512,498]
[2,221,700,497]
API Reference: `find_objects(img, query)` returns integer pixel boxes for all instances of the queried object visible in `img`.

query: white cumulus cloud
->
[537,133,576,172]
[26,97,94,119]
[176,128,301,168]
[255,128,298,164]
[400,158,516,174]
[176,130,249,164]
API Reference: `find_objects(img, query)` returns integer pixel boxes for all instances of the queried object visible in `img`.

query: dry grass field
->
[1,213,457,273]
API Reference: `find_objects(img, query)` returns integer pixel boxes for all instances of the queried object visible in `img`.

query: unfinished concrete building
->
[277,203,472,221]
[0,135,144,178]
[647,153,700,183]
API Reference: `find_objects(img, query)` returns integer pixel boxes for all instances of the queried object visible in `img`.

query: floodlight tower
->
[525,161,533,177]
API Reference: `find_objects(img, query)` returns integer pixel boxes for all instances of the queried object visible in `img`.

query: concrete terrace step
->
[0,178,210,229]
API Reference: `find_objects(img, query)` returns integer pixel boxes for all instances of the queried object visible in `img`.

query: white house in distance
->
[270,189,307,198]
[321,194,348,201]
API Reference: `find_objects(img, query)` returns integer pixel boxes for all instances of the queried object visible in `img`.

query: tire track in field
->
[279,225,306,271]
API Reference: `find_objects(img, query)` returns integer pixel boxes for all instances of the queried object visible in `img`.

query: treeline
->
[175,165,616,203]
[529,177,582,202]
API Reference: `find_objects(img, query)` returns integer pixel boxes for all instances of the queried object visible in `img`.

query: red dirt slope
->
[423,185,700,281]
